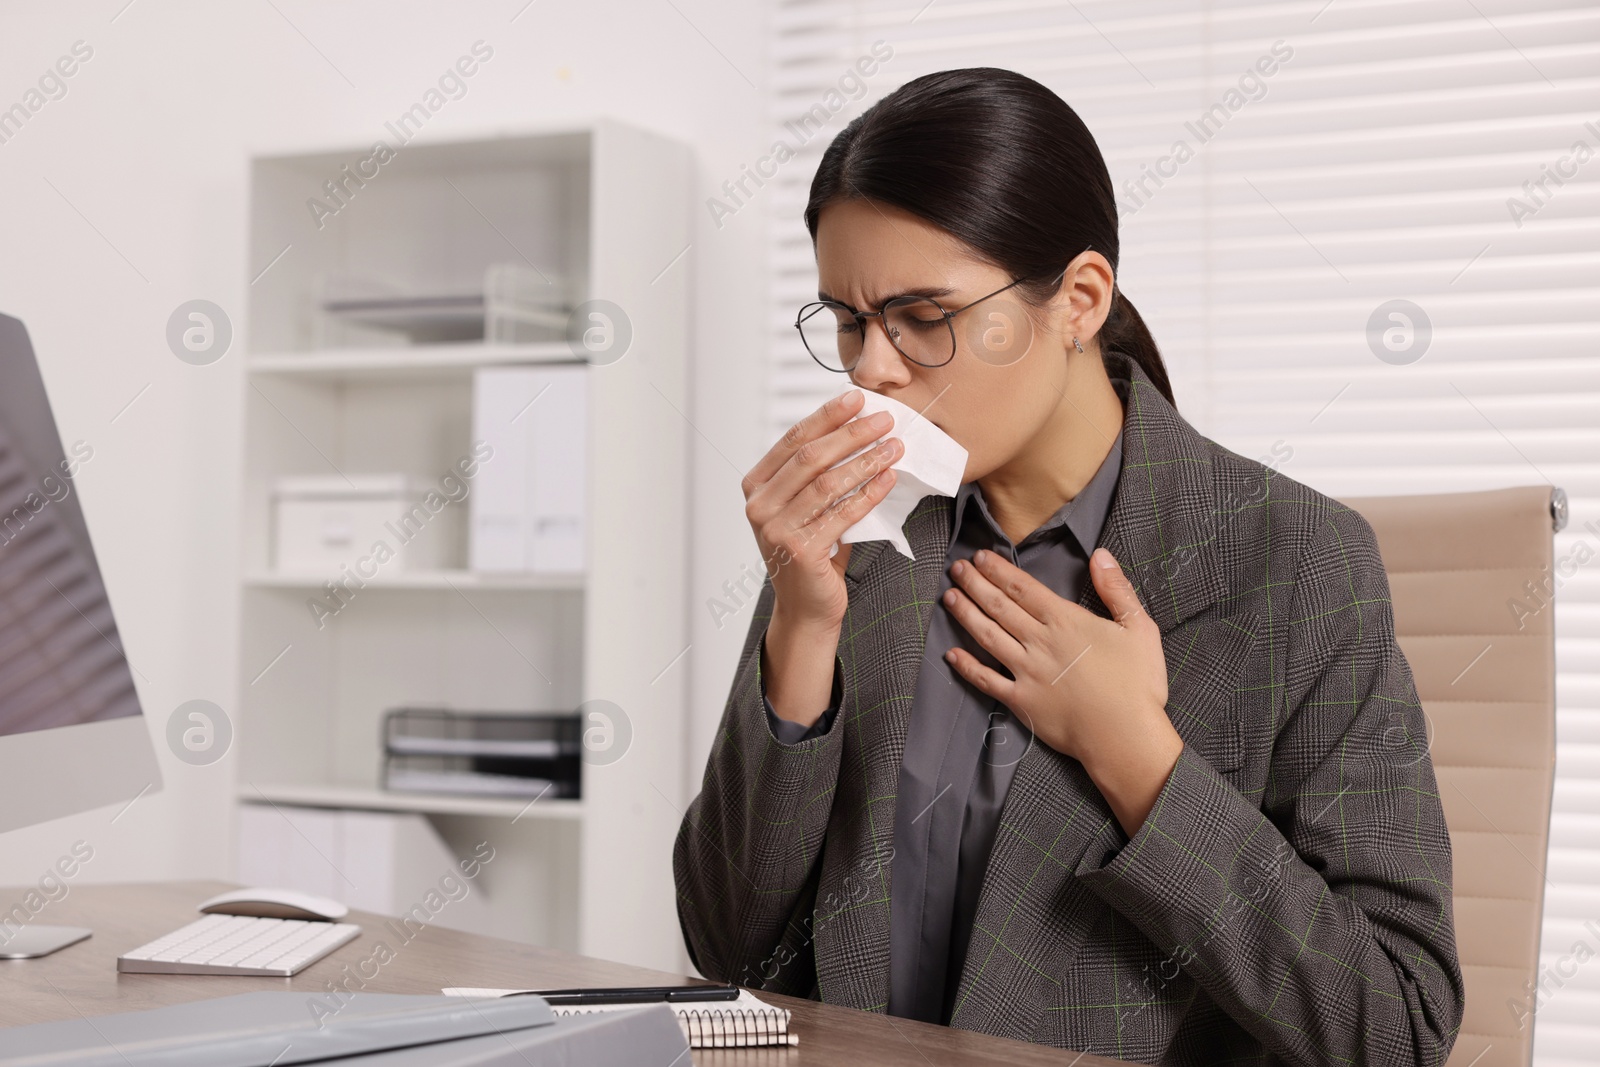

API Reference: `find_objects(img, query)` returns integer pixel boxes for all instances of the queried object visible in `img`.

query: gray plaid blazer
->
[674,353,1464,1065]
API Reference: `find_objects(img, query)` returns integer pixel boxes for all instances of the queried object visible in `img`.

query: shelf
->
[244,569,585,591]
[239,121,689,966]
[247,343,582,380]
[241,781,584,821]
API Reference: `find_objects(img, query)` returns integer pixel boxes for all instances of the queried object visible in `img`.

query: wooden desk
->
[0,882,1129,1065]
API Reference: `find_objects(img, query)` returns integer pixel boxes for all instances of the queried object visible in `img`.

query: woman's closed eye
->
[819,308,861,338]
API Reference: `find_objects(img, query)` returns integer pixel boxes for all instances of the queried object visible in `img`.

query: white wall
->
[0,0,773,956]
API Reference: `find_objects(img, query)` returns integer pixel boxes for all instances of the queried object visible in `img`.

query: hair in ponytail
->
[803,67,1176,408]
[1103,287,1173,406]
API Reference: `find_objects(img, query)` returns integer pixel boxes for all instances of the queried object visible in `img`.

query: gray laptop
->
[0,990,688,1066]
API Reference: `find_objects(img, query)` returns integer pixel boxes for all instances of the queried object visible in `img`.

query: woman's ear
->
[1054,250,1116,348]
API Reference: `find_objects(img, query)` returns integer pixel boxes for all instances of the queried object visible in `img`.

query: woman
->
[673,68,1463,1065]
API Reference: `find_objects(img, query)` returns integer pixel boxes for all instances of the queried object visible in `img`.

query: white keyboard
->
[117,913,361,976]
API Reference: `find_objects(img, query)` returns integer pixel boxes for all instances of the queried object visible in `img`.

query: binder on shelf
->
[382,708,582,801]
[470,365,587,574]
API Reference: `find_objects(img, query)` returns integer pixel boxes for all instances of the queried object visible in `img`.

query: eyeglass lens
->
[798,298,952,371]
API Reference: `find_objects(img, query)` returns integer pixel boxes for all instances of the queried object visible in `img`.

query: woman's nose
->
[850,317,913,391]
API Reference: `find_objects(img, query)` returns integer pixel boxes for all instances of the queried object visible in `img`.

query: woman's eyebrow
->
[816,284,959,310]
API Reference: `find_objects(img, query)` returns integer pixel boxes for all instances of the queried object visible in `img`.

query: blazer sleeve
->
[672,574,849,992]
[765,682,841,745]
[1075,504,1465,1066]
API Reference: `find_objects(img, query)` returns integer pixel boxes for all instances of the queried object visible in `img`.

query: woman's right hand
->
[742,389,902,632]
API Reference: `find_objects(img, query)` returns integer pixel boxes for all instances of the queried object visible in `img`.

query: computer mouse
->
[197,887,350,922]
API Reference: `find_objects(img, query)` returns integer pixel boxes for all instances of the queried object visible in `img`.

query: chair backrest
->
[1340,486,1560,1067]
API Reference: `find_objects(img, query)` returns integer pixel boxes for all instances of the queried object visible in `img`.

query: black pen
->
[519,983,741,1005]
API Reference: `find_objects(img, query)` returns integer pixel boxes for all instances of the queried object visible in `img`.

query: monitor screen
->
[0,319,142,738]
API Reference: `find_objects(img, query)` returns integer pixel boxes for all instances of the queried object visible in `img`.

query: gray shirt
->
[763,382,1126,1025]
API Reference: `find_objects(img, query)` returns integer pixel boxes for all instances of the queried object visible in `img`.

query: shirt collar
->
[950,377,1128,556]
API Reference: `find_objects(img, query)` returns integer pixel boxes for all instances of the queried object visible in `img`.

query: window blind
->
[766,2,1599,1061]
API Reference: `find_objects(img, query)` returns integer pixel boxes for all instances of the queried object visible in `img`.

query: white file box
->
[273,474,448,573]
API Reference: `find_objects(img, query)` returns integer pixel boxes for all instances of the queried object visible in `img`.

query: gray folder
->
[0,991,689,1066]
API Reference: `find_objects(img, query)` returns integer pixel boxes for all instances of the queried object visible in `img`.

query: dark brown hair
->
[803,67,1174,407]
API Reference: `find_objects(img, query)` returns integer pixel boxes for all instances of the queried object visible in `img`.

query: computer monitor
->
[0,313,161,837]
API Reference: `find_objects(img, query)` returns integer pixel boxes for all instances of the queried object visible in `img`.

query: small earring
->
[1072,336,1084,353]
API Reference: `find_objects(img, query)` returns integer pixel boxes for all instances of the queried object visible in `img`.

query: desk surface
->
[0,882,1129,1066]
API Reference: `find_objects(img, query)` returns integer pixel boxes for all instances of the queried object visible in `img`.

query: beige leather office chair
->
[1340,486,1562,1067]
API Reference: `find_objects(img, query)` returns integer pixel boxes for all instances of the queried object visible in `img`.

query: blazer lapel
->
[815,495,956,1012]
[1084,360,1228,639]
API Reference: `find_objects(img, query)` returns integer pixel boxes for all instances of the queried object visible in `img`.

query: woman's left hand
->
[941,545,1184,837]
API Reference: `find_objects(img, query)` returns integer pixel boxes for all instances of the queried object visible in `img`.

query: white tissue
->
[826,387,969,561]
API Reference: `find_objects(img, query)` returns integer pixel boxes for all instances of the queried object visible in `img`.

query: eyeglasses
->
[794,276,1034,374]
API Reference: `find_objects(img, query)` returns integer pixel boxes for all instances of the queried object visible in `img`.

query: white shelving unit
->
[236,121,690,969]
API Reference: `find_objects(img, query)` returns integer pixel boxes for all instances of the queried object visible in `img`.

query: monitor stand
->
[0,925,91,959]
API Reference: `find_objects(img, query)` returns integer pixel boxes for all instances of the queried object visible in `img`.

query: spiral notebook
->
[441,987,797,1048]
